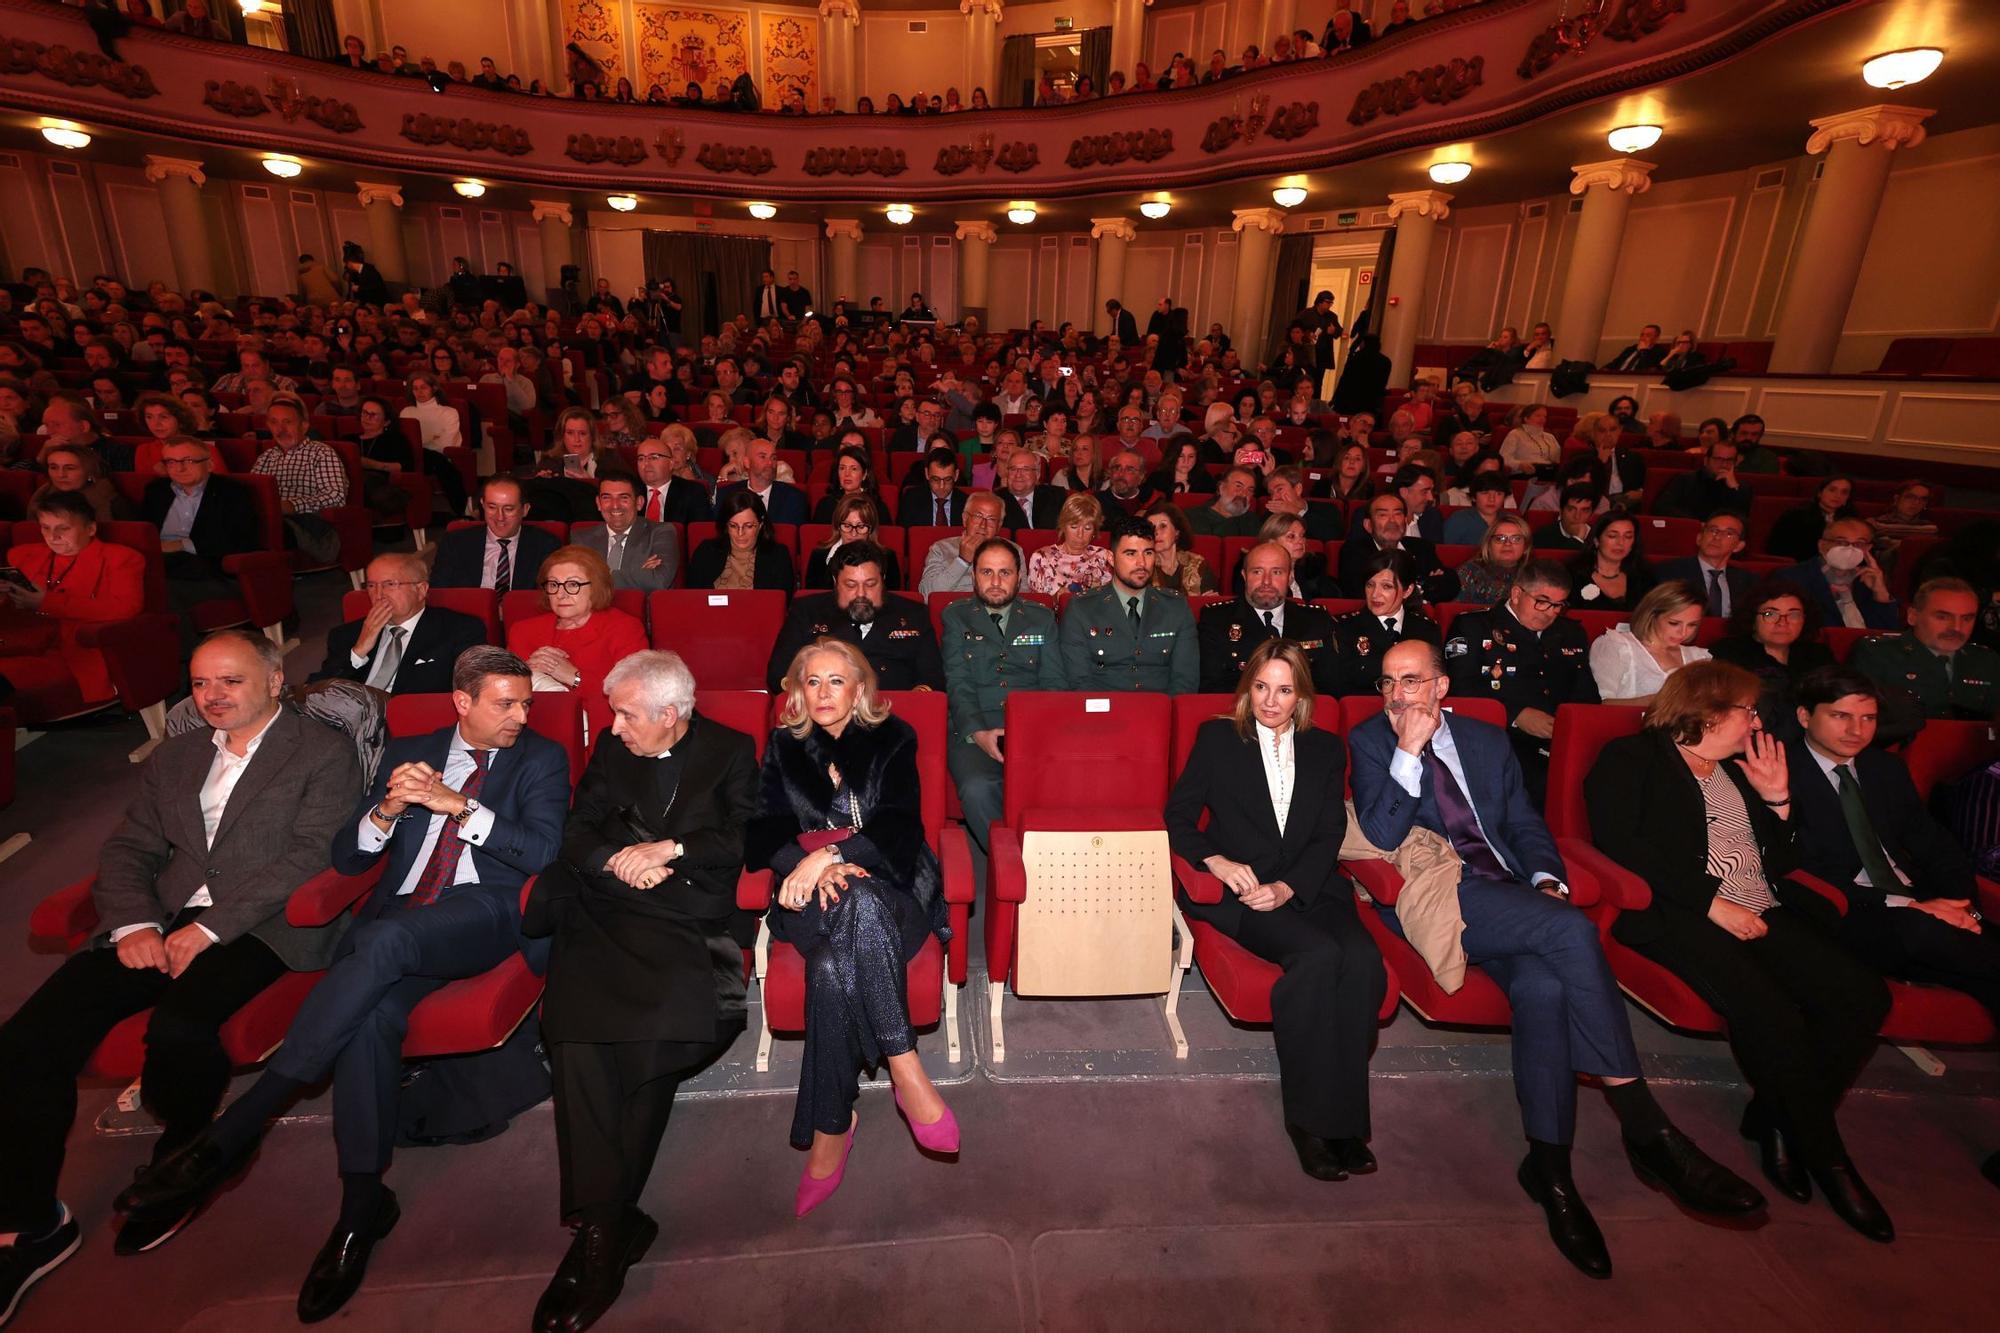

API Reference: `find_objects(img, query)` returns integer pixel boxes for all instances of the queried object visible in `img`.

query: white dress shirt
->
[603,523,634,572]
[482,530,517,589]
[1256,721,1295,834]
[356,728,500,896]
[1387,718,1555,885]
[1696,558,1733,617]
[1806,744,1913,904]
[108,712,281,943]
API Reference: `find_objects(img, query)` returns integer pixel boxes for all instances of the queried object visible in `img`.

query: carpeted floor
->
[3,566,1997,1331]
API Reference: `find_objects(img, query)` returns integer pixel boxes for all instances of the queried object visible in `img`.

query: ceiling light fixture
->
[1862,47,1943,89]
[747,202,777,220]
[239,0,265,13]
[606,194,638,212]
[453,180,486,199]
[1428,161,1472,185]
[1139,199,1171,220]
[39,121,90,150]
[1606,124,1663,154]
[260,155,303,178]
[1271,186,1307,208]
[885,204,914,225]
[1006,202,1037,225]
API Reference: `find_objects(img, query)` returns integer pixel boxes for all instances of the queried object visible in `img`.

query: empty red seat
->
[647,588,788,690]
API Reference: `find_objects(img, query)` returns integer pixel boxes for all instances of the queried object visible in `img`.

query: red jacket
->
[5,539,146,704]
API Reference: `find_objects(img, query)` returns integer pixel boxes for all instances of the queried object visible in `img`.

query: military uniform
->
[1443,606,1599,804]
[1848,635,2000,721]
[765,592,947,692]
[1059,583,1200,693]
[1336,535,1460,607]
[1328,608,1444,698]
[940,596,1068,881]
[1197,598,1340,695]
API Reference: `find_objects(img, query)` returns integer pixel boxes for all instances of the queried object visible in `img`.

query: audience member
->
[1025,493,1112,597]
[1198,541,1338,693]
[506,546,649,739]
[1338,492,1458,606]
[1186,467,1262,538]
[249,398,347,564]
[575,470,681,592]
[1653,439,1751,521]
[1657,511,1752,618]
[313,552,484,694]
[716,438,810,527]
[1329,550,1442,697]
[1775,517,1900,630]
[1590,580,1711,707]
[0,491,147,723]
[1059,517,1198,693]
[918,492,1006,596]
[1709,579,1835,738]
[805,495,898,591]
[1767,476,1857,563]
[688,491,797,593]
[430,477,560,593]
[1847,577,1996,719]
[1567,512,1655,612]
[766,542,944,693]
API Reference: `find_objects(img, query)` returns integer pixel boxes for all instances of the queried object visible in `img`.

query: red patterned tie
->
[647,487,663,522]
[407,750,490,908]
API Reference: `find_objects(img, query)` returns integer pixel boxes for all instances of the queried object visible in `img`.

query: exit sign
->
[1336,211,1358,227]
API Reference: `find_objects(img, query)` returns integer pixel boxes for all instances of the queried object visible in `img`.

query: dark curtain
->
[1360,229,1394,342]
[642,231,771,337]
[1079,27,1111,92]
[282,0,341,61]
[1259,234,1315,371]
[998,34,1037,107]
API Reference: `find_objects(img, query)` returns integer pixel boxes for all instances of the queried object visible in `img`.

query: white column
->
[826,218,863,307]
[356,181,408,285]
[1230,206,1285,364]
[1769,104,1933,375]
[531,200,574,307]
[1110,0,1149,87]
[955,220,997,323]
[1090,217,1136,336]
[819,0,860,111]
[144,156,217,296]
[1553,157,1655,367]
[1380,189,1452,390]
[961,0,1004,101]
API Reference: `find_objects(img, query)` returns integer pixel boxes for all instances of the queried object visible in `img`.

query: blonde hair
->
[1055,490,1104,535]
[1229,639,1316,739]
[777,637,893,738]
[1630,579,1704,644]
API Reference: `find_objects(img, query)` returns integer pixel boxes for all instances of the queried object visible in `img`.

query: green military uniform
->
[940,596,1068,880]
[1848,634,2000,721]
[1059,583,1200,694]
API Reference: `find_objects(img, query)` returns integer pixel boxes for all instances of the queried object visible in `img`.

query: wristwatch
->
[452,797,481,827]
[1544,879,1571,900]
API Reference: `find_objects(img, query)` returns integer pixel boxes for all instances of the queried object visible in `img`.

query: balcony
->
[0,0,1853,202]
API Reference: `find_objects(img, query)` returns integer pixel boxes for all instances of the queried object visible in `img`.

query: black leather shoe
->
[296,1189,400,1324]
[1983,1151,2000,1191]
[112,1136,247,1217]
[1329,1139,1378,1176]
[1517,1154,1611,1279]
[112,1198,201,1256]
[1739,1106,1810,1204]
[1625,1127,1766,1217]
[533,1209,658,1333]
[1810,1159,1894,1243]
[1284,1126,1348,1182]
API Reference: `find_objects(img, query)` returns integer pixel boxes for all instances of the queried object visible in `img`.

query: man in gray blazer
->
[576,469,681,592]
[0,629,358,1294]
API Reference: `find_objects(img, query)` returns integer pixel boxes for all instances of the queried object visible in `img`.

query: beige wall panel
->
[1061,234,1093,329]
[1503,211,1548,331]
[104,183,175,301]
[989,243,1033,333]
[858,237,895,308]
[1149,11,1196,69]
[1207,232,1237,337]
[1713,182,1781,339]
[1174,233,1206,332]
[1035,236,1061,325]
[590,226,648,303]
[46,161,108,284]
[1438,222,1509,342]
[1847,154,2000,336]
[515,223,546,295]
[928,235,957,320]
[859,16,968,106]
[1125,244,1175,320]
[478,211,512,274]
[1599,196,1734,358]
[236,183,295,301]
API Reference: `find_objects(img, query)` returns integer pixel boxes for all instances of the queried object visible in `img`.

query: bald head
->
[1242,541,1294,612]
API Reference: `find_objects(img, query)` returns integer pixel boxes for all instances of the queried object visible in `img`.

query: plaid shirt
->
[252,438,347,513]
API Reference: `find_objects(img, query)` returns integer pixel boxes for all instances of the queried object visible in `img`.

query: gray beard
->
[845,599,879,625]
[1216,495,1250,518]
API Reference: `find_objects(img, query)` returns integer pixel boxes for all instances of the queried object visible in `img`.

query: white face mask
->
[1823,545,1866,572]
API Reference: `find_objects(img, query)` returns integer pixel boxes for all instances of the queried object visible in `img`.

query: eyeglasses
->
[838,521,872,535]
[541,579,589,595]
[1700,524,1744,538]
[1525,594,1569,614]
[362,579,423,592]
[1491,534,1526,546]
[1756,608,1806,623]
[1823,538,1870,551]
[162,456,209,467]
[635,452,668,463]
[1377,674,1444,695]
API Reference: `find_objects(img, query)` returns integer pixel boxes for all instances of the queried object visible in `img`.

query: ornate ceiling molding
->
[1231,206,1287,235]
[1385,189,1453,222]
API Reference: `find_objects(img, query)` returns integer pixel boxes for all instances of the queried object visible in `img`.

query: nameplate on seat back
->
[708,594,728,605]
[1085,697,1110,713]
[1016,828,1173,998]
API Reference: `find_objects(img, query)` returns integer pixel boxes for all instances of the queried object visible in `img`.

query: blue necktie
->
[1425,744,1513,882]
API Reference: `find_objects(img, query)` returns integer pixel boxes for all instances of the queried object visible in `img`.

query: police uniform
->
[1197,598,1339,695]
[940,596,1068,880]
[1328,608,1443,698]
[1443,606,1599,804]
[765,592,947,693]
[1336,535,1460,607]
[1848,635,2000,721]
[1059,583,1199,693]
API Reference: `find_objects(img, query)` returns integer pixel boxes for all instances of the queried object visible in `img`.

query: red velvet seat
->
[340,586,502,645]
[648,588,789,689]
[1902,720,2000,801]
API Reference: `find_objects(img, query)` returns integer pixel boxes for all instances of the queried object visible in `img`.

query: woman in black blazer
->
[686,490,798,593]
[1765,476,1857,563]
[1585,661,1893,1242]
[1707,578,1836,740]
[1164,639,1387,1182]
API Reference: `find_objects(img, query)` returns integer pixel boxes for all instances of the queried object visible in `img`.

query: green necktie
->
[1126,596,1141,632]
[1835,765,1900,892]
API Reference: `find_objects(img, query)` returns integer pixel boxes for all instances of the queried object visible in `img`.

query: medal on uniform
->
[1228,622,1242,642]
[1355,637,1370,656]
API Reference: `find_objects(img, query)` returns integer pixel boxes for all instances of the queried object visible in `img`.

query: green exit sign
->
[1336,211,1358,227]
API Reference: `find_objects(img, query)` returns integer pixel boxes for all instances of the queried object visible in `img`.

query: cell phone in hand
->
[0,566,36,593]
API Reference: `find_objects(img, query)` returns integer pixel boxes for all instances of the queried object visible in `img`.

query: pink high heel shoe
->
[895,1087,960,1154]
[795,1119,855,1219]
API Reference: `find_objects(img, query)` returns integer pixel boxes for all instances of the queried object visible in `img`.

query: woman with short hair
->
[1025,493,1112,596]
[504,544,648,740]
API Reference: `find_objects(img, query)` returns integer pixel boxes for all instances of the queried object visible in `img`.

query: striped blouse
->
[1698,767,1775,915]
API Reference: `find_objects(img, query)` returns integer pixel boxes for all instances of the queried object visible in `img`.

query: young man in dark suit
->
[1349,639,1762,1277]
[121,648,570,1322]
[1198,542,1339,694]
[428,477,561,592]
[1789,666,1996,1021]
[314,553,488,695]
[522,650,760,1331]
[895,447,969,527]
[0,631,358,1314]
[714,439,809,527]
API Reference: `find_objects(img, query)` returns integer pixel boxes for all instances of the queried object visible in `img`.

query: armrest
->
[30,877,99,948]
[221,551,296,628]
[76,613,181,710]
[939,825,974,904]
[1979,876,2000,920]
[1342,857,1406,906]
[988,823,1026,904]
[1559,840,1652,912]
[1783,869,1851,916]
[284,864,385,927]
[1171,853,1224,905]
[735,867,772,912]
[518,874,537,912]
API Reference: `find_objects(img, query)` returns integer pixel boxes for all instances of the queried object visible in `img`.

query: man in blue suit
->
[713,438,809,527]
[1348,640,1762,1278]
[119,646,570,1322]
[1774,516,1900,630]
